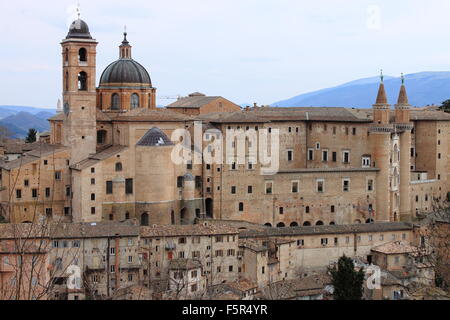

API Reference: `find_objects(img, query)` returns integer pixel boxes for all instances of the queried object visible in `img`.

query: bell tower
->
[61,13,98,164]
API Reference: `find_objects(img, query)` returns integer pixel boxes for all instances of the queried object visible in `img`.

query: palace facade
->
[1,17,450,228]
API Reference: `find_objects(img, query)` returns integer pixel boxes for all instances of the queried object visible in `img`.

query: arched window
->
[125,212,130,220]
[131,93,140,109]
[290,222,299,227]
[277,222,285,228]
[65,72,69,91]
[141,212,149,226]
[115,162,123,172]
[303,221,311,226]
[65,48,69,63]
[264,223,272,227]
[111,93,120,110]
[78,72,87,91]
[78,48,87,62]
[316,221,324,226]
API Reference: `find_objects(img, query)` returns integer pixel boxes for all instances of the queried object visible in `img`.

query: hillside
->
[0,112,52,138]
[272,72,450,108]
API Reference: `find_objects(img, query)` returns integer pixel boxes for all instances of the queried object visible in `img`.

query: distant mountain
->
[272,72,450,108]
[0,105,56,120]
[0,112,51,138]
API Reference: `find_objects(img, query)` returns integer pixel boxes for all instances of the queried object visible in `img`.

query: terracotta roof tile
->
[140,224,239,237]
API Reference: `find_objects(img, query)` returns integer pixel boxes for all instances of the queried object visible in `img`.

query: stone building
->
[0,15,449,231]
[139,224,240,291]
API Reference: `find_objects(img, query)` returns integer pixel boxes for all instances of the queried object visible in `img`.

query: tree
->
[329,255,365,300]
[439,100,450,113]
[25,129,37,143]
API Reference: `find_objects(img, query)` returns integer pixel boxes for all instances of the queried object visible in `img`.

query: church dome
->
[99,59,152,87]
[66,19,92,39]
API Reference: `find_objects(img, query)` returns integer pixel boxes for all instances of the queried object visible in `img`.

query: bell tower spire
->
[395,73,411,124]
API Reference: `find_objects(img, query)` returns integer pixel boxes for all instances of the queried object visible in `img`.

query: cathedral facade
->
[1,18,450,227]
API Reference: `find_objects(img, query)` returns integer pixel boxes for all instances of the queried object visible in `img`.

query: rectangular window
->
[322,150,328,162]
[362,156,371,168]
[279,207,284,215]
[352,128,356,135]
[45,188,51,198]
[91,193,95,201]
[106,181,113,194]
[248,186,253,194]
[54,171,62,181]
[343,179,350,192]
[231,186,236,194]
[292,181,299,193]
[195,176,202,189]
[91,178,95,185]
[343,151,350,163]
[321,238,328,245]
[16,189,22,199]
[316,179,324,193]
[64,207,70,216]
[332,152,337,162]
[177,176,184,188]
[32,189,38,198]
[308,149,314,161]
[239,202,244,212]
[125,178,133,194]
[368,179,374,191]
[265,181,273,194]
[24,180,29,187]
[91,207,95,215]
[66,186,71,197]
[287,150,293,162]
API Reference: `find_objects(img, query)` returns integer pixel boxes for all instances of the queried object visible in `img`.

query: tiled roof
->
[0,144,68,170]
[239,222,413,238]
[166,94,220,109]
[238,239,268,252]
[136,127,174,147]
[371,241,418,255]
[140,224,239,237]
[70,145,127,171]
[0,223,50,239]
[111,108,192,122]
[225,280,257,292]
[51,221,139,239]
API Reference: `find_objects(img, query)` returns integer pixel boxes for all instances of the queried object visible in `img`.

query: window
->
[308,149,314,161]
[331,205,335,213]
[44,160,48,166]
[64,207,70,216]
[231,186,236,194]
[316,179,324,193]
[215,250,223,257]
[292,181,299,193]
[91,178,95,185]
[343,179,350,192]
[110,265,115,273]
[215,236,223,243]
[78,72,87,91]
[352,128,356,135]
[279,207,284,215]
[91,168,95,173]
[322,150,328,162]
[45,188,51,198]
[321,238,328,245]
[32,189,38,198]
[91,193,95,201]
[195,176,202,188]
[239,203,244,212]
[248,186,253,194]
[66,186,71,197]
[24,180,29,187]
[54,171,61,181]
[110,247,116,255]
[45,208,53,217]
[297,239,304,246]
[362,156,371,168]
[131,93,140,109]
[115,162,123,172]
[229,266,233,272]
[125,179,133,195]
[106,181,113,194]
[178,237,186,244]
[265,181,273,194]
[343,151,350,163]
[368,179,374,191]
[111,93,120,110]
[287,150,293,162]
[332,152,337,162]
[177,176,184,188]
[91,207,95,215]
[16,189,22,199]
[78,48,87,62]
[305,206,310,214]
[97,130,107,144]
[316,142,320,150]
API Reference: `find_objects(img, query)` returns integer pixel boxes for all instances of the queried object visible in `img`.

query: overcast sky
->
[1,0,450,108]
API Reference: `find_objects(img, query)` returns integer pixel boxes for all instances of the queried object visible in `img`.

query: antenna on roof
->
[77,3,81,19]
[380,69,384,83]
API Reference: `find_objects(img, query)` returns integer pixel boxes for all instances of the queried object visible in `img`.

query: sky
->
[1,0,450,108]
